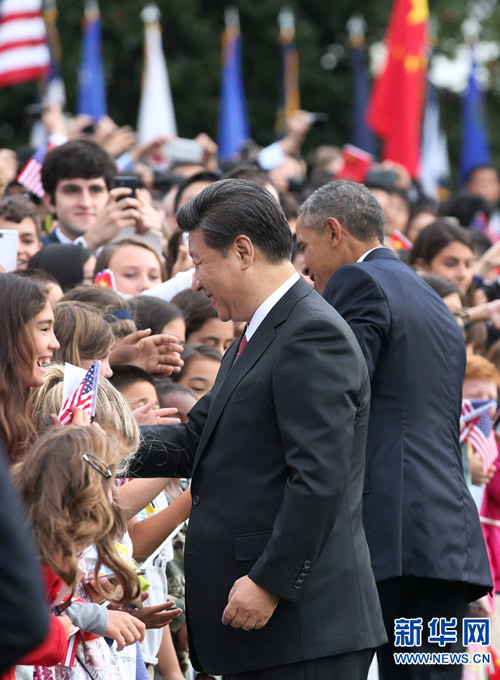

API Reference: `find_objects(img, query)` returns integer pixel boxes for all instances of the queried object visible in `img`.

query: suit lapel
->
[191,278,313,473]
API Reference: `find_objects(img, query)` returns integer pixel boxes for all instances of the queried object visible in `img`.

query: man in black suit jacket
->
[296,180,492,680]
[129,178,386,679]
[0,441,48,670]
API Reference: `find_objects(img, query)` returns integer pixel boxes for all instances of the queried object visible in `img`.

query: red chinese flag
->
[367,0,428,178]
[336,145,373,183]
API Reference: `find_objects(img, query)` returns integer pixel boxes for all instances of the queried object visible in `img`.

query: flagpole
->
[346,14,375,155]
[276,9,299,132]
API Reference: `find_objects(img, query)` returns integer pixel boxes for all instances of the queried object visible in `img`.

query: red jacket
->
[16,564,69,666]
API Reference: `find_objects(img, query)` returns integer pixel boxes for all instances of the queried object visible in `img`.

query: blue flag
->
[460,48,490,185]
[217,13,250,160]
[77,3,106,120]
[350,45,375,155]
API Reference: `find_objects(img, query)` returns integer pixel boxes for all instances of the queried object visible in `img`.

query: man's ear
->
[42,192,55,215]
[233,235,254,269]
[325,217,343,247]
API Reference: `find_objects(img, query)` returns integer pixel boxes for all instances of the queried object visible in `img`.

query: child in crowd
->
[0,273,59,462]
[61,284,137,339]
[155,380,197,423]
[53,301,115,379]
[462,354,500,507]
[128,296,186,342]
[25,367,183,678]
[171,290,234,356]
[171,345,222,398]
[110,364,190,679]
[12,425,145,675]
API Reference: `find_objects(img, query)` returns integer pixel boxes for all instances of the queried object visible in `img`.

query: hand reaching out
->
[110,329,183,377]
[133,400,181,426]
[105,610,145,651]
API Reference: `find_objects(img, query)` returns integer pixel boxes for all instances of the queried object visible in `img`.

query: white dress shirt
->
[246,272,300,341]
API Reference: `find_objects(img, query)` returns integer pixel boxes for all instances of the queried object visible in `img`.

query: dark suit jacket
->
[324,248,492,597]
[41,229,61,246]
[0,442,48,670]
[130,278,387,675]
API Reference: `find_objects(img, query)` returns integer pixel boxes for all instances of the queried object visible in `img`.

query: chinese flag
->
[367,0,429,177]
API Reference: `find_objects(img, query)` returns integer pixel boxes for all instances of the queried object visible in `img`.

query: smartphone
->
[0,230,18,271]
[165,138,204,165]
[114,175,138,199]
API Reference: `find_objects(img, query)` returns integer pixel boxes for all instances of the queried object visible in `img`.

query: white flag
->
[137,4,177,144]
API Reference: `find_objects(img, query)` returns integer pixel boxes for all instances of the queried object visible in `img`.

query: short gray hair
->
[299,180,385,242]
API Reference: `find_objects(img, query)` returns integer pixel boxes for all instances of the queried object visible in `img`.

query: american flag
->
[58,361,100,426]
[17,141,53,197]
[0,0,50,88]
[461,398,499,474]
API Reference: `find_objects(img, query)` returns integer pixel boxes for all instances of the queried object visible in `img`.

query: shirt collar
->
[357,246,385,263]
[54,225,76,245]
[246,272,300,341]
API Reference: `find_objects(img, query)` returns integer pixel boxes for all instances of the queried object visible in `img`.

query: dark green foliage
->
[0,0,498,186]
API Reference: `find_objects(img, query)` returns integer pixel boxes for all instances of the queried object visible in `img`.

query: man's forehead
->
[57,177,107,188]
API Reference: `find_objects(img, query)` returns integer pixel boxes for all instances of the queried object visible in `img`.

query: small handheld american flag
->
[58,361,100,425]
[17,142,53,198]
[460,398,499,474]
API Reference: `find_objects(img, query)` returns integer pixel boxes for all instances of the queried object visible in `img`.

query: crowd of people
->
[1,104,500,680]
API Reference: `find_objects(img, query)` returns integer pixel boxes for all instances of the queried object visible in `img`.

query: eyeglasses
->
[83,452,112,479]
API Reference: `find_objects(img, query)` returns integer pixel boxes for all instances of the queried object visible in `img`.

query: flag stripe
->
[1,0,45,14]
[0,16,46,42]
[0,0,49,87]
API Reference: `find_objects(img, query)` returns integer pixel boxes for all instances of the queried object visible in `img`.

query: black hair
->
[28,244,92,291]
[465,164,500,185]
[223,164,274,191]
[109,365,156,394]
[41,139,117,200]
[441,191,495,227]
[128,296,184,336]
[171,289,217,339]
[154,378,194,399]
[409,219,474,266]
[176,178,293,262]
[173,171,220,213]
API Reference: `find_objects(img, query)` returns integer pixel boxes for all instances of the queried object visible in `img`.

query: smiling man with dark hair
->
[130,178,386,680]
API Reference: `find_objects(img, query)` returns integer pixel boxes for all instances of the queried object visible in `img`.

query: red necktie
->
[233,334,248,365]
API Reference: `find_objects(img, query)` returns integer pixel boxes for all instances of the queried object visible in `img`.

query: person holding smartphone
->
[40,139,162,253]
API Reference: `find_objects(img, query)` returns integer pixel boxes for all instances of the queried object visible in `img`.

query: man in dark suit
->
[296,180,492,680]
[0,441,49,671]
[129,178,387,679]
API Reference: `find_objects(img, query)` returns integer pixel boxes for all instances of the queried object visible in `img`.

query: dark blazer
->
[0,442,48,670]
[41,229,61,246]
[130,277,387,676]
[323,248,492,597]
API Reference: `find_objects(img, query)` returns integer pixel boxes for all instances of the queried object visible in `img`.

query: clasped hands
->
[222,575,279,631]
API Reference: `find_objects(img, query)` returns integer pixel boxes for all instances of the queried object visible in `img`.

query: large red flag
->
[367,0,428,177]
